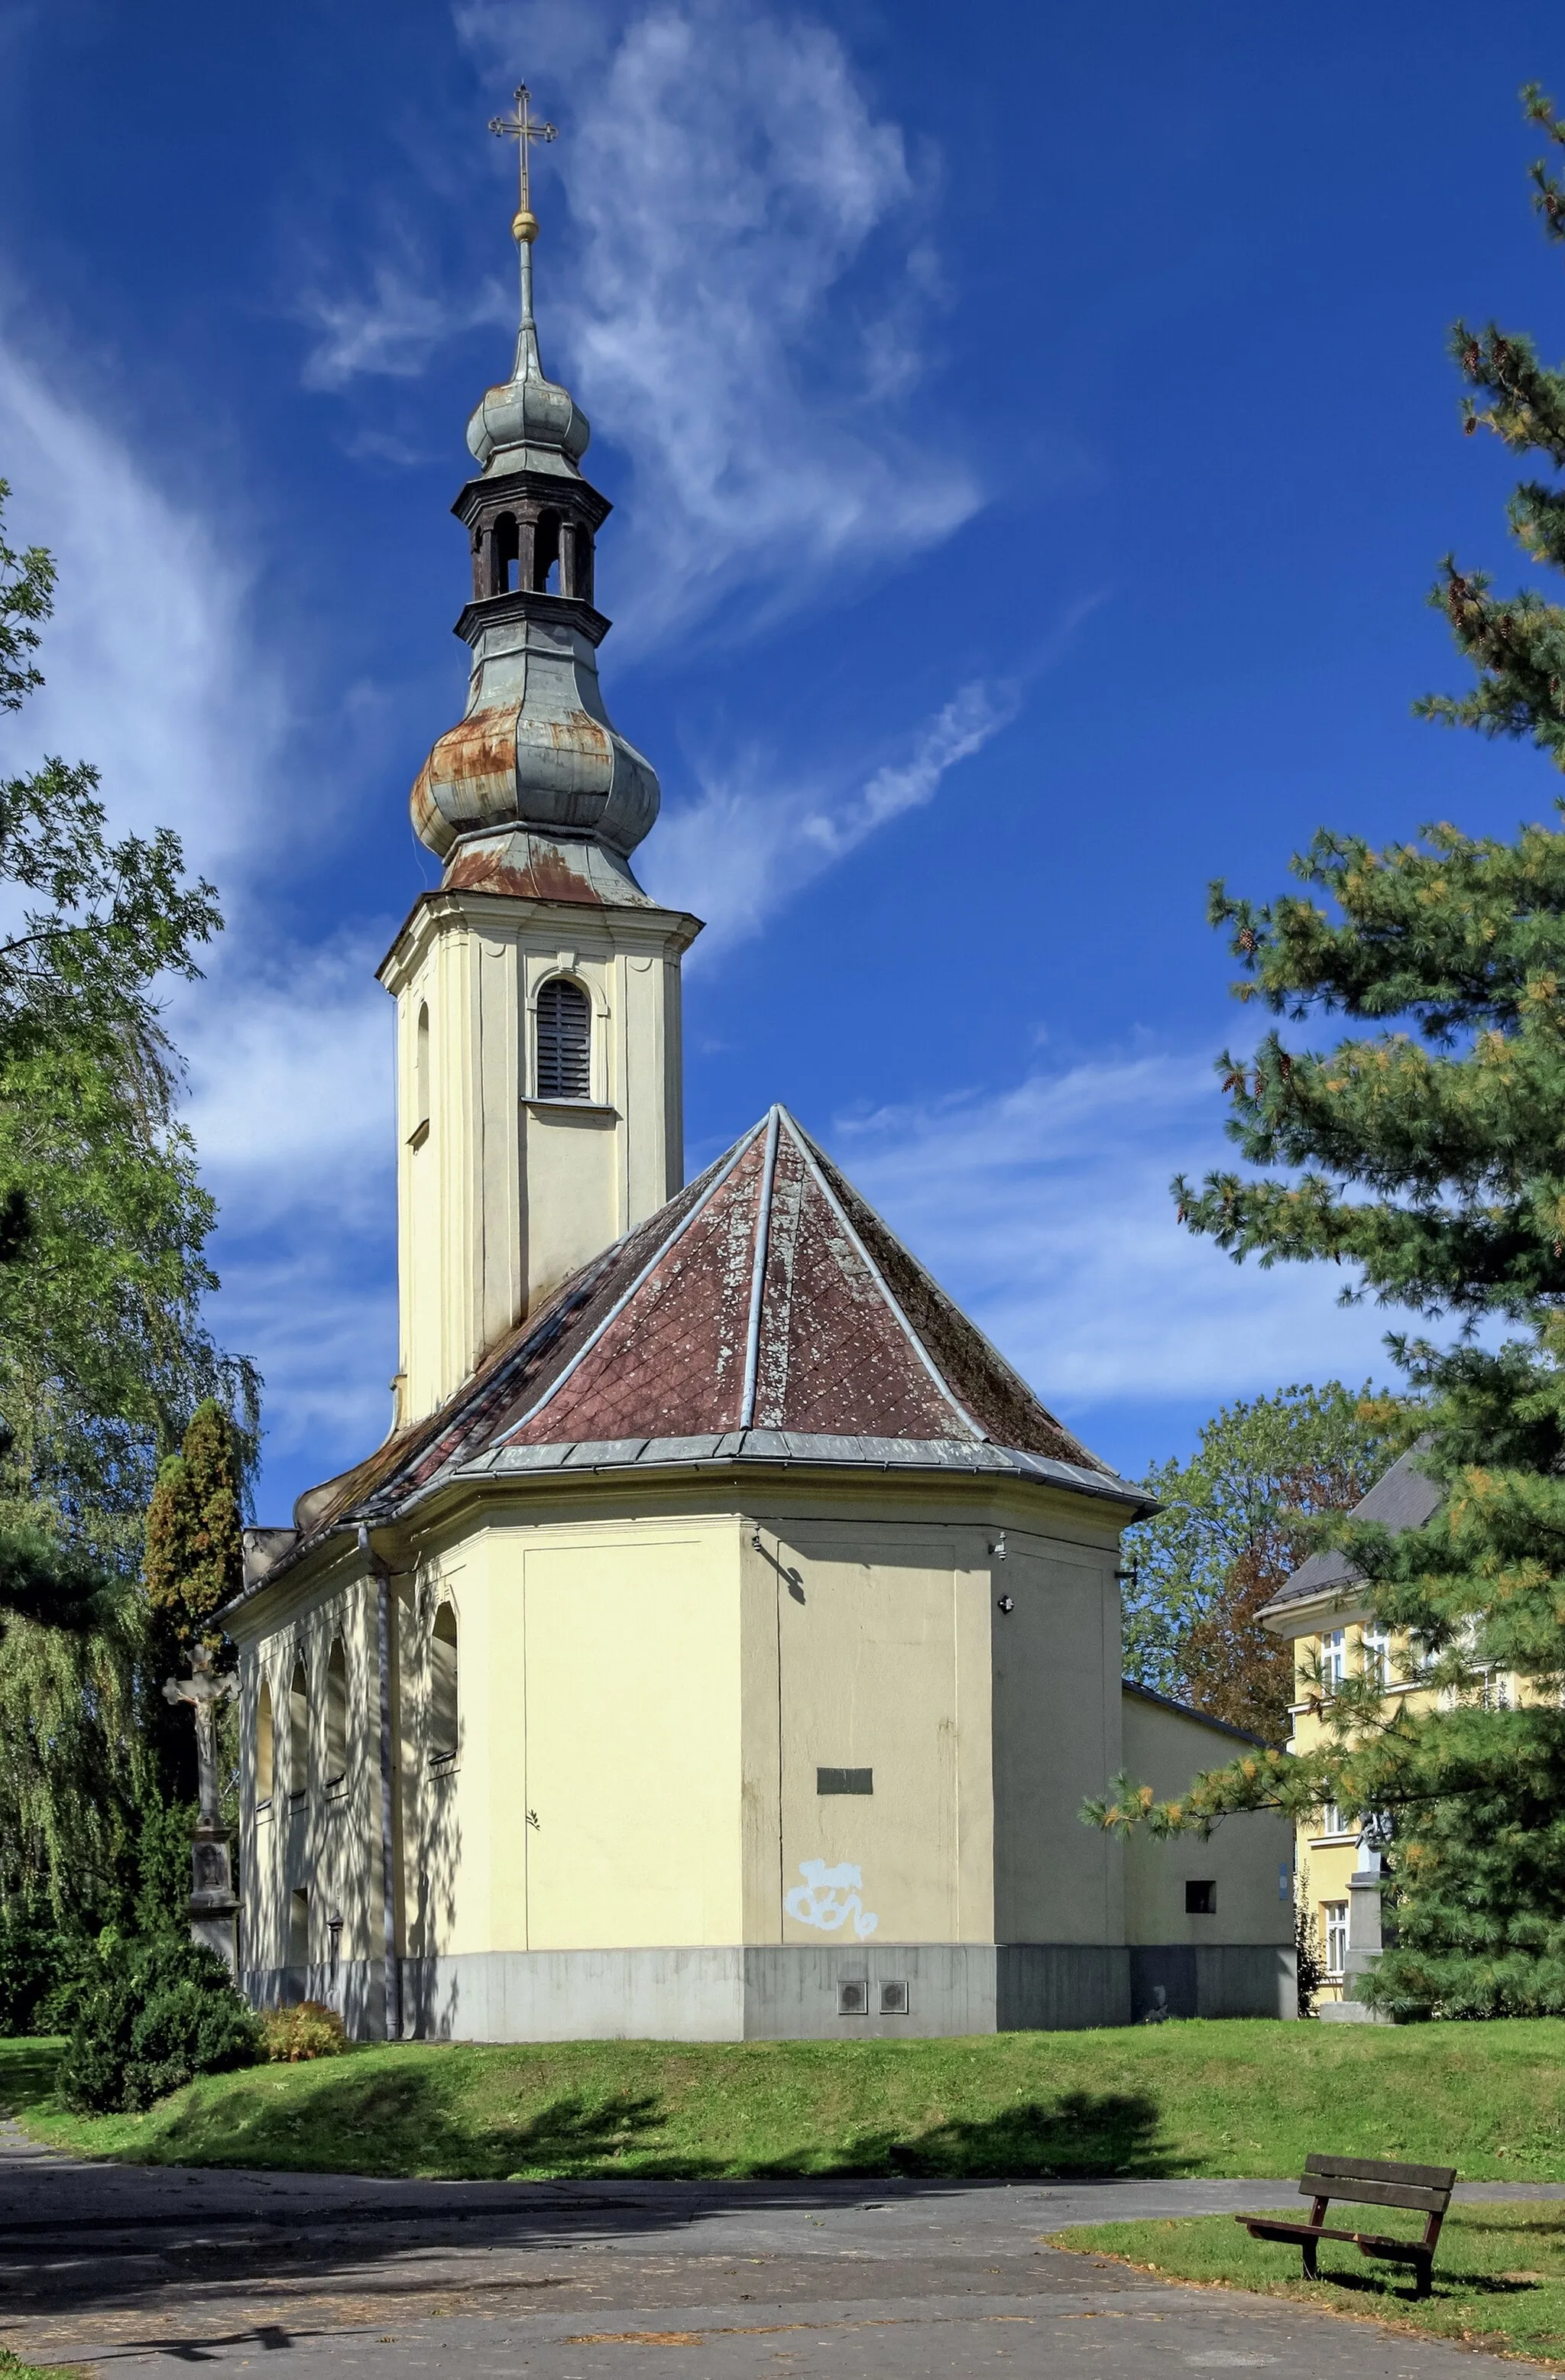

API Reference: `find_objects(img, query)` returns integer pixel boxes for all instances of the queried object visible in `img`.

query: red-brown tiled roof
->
[275,1107,1115,1567]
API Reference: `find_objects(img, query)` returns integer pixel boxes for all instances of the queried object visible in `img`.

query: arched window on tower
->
[493,511,520,595]
[413,1000,430,1142]
[323,1639,348,1795]
[536,977,591,1101]
[288,1658,309,1801]
[533,508,561,593]
[429,1603,458,1766]
[256,1677,274,1807]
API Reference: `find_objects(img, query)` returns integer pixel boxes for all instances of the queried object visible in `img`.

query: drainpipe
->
[358,1523,403,2043]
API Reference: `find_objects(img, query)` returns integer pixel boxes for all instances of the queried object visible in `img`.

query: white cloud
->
[300,260,511,394]
[645,676,1019,955]
[322,0,982,642]
[0,333,396,1506]
[831,1052,1403,1437]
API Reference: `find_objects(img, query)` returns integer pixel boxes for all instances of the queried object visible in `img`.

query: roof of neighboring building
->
[1120,1676,1276,1747]
[236,1107,1152,1610]
[1256,1441,1443,1623]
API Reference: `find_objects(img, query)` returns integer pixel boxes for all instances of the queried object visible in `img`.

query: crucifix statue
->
[489,83,557,334]
[164,1642,238,1832]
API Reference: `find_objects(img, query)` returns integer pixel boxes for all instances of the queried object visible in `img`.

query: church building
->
[228,142,1294,2041]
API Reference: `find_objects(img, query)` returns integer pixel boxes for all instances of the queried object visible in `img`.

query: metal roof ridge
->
[738,1105,782,1430]
[777,1109,987,1444]
[492,1116,768,1447]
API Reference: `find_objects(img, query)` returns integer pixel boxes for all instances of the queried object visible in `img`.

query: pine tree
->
[1090,86,1565,2016]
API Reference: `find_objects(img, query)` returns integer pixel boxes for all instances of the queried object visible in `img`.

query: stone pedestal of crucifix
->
[163,1646,241,1973]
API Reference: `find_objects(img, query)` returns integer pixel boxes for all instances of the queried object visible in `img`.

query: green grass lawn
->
[7,2018,1565,2182]
[1045,2203,1565,2368]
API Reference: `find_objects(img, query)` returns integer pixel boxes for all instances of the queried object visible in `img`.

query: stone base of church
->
[245,1942,1294,2042]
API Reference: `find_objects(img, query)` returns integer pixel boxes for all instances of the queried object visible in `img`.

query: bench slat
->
[1296,2174,1448,2213]
[1303,2154,1456,2192]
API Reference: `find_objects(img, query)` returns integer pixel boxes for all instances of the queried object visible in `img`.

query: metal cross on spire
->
[489,84,556,245]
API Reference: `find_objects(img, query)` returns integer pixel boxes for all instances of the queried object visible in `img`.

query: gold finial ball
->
[513,208,539,244]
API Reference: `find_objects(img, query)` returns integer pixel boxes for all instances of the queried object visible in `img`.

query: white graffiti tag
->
[785,1858,879,1940]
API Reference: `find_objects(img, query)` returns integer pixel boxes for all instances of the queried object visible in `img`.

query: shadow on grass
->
[0,2040,61,2120]
[754,2090,1168,2181]
[144,2062,1168,2183]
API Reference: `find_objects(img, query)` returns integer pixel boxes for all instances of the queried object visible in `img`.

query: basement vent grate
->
[817,1767,873,1795]
[879,1980,909,2016]
[837,1980,868,2016]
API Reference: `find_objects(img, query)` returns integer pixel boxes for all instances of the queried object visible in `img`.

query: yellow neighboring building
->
[225,178,1294,2044]
[1258,1450,1446,2011]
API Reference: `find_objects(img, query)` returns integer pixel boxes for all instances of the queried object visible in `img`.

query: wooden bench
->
[1237,2154,1456,2298]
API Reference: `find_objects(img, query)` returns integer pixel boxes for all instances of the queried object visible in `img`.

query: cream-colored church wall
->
[990,1537,1125,1944]
[394,1515,745,1960]
[1119,1691,1293,1947]
[238,1555,381,1982]
[760,1521,998,1949]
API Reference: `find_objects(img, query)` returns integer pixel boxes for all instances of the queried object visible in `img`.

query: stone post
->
[163,1646,241,1973]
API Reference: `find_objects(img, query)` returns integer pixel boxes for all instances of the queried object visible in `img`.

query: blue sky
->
[1,0,1560,1520]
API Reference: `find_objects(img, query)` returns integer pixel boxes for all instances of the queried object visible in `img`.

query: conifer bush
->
[57,1933,260,2113]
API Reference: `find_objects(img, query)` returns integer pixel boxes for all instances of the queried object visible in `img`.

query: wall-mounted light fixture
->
[996,1594,1015,1615]
[990,1532,1007,1563]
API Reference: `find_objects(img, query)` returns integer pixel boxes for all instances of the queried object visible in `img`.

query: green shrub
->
[56,1932,261,2113]
[261,2000,348,2062]
[0,1902,79,2036]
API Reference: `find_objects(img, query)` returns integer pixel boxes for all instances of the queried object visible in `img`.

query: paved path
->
[2,2125,1557,2380]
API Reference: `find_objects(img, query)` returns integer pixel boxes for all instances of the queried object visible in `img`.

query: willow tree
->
[1091,87,1565,2017]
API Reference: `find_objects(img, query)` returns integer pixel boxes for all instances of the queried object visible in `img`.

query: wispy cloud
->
[0,342,290,875]
[644,676,1020,955]
[300,259,510,394]
[0,334,396,1512]
[309,0,983,641]
[831,1052,1400,1435]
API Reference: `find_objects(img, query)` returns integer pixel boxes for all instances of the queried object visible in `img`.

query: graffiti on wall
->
[786,1858,879,1940]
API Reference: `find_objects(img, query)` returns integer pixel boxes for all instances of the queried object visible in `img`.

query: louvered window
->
[536,976,591,1100]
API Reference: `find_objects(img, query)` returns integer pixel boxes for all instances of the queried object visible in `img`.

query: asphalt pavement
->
[2,2122,1558,2380]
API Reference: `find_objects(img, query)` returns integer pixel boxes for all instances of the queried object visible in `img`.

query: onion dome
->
[466,316,590,482]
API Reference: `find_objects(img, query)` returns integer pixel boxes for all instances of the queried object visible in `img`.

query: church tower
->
[380,95,701,1428]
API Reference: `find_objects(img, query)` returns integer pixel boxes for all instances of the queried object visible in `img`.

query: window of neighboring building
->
[1361,1623,1392,1690]
[1324,1900,1350,1977]
[288,1659,309,1800]
[1320,1801,1347,1838]
[429,1602,458,1766]
[1185,1879,1216,1915]
[289,1887,309,1972]
[323,1639,348,1794]
[536,976,591,1101]
[1320,1629,1346,1688]
[256,1678,274,1806]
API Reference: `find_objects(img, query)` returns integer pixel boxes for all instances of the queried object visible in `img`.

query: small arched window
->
[256,1677,274,1805]
[429,1603,458,1766]
[323,1639,348,1793]
[493,511,520,595]
[289,1659,309,1799]
[536,977,591,1101]
[413,1000,430,1138]
[533,508,561,593]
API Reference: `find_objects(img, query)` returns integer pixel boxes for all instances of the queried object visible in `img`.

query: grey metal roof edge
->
[442,1430,1153,1508]
[1121,1676,1278,1747]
